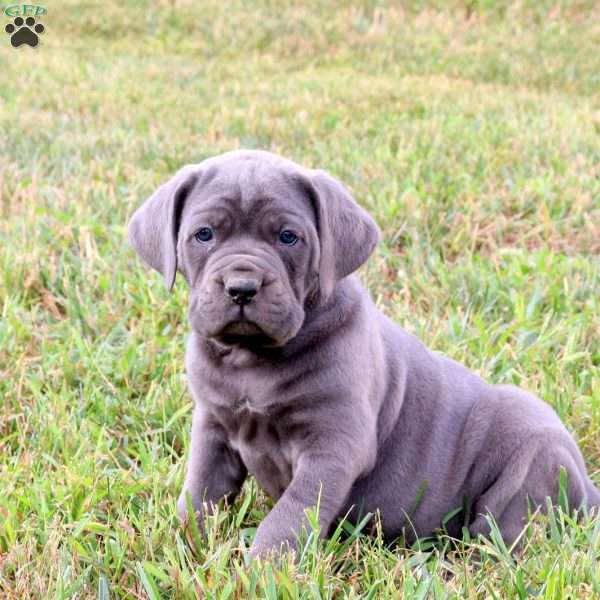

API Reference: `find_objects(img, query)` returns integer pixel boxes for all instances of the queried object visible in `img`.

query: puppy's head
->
[128,150,379,348]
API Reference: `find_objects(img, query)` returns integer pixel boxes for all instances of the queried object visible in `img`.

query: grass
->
[1,0,599,597]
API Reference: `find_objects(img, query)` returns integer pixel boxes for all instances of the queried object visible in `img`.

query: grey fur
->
[128,150,600,557]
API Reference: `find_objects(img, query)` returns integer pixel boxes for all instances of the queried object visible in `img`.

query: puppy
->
[128,150,599,556]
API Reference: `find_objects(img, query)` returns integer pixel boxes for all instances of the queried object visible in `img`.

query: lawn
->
[1,0,599,597]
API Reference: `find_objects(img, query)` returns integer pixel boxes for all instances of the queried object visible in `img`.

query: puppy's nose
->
[225,278,260,306]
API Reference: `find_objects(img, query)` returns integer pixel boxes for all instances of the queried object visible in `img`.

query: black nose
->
[226,280,258,306]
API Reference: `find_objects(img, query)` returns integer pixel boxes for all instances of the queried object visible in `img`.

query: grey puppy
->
[128,150,599,556]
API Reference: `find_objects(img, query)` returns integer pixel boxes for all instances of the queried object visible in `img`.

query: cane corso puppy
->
[128,150,599,556]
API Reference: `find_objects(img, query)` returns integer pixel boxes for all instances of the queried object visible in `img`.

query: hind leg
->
[469,434,589,548]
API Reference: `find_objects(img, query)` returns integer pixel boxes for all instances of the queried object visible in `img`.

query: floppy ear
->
[304,169,380,301]
[128,165,199,290]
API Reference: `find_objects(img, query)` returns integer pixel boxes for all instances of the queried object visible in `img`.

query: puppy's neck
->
[292,275,363,349]
[203,338,265,368]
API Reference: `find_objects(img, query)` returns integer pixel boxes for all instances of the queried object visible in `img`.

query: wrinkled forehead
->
[184,157,314,220]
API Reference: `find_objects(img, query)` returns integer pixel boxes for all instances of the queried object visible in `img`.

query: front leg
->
[177,407,247,523]
[251,449,362,557]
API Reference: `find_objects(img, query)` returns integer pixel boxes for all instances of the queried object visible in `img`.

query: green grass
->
[1,0,599,597]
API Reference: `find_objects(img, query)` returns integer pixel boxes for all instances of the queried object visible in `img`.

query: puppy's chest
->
[200,366,301,499]
[223,406,295,500]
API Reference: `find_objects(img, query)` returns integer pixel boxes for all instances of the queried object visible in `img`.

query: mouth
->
[215,319,278,347]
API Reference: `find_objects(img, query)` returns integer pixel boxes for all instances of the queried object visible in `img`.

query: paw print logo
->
[5,16,45,47]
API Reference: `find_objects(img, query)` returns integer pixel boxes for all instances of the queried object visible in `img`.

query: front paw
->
[177,489,204,526]
[250,523,296,560]
[250,540,294,562]
[176,492,189,521]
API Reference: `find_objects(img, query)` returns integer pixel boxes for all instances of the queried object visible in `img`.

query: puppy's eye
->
[194,227,214,243]
[279,230,298,246]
